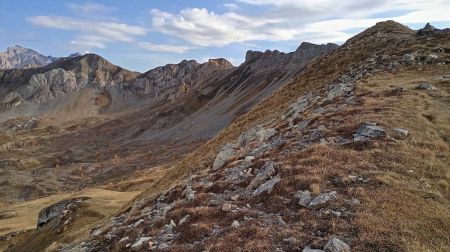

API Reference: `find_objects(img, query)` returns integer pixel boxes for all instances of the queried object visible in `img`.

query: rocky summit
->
[0,19,450,252]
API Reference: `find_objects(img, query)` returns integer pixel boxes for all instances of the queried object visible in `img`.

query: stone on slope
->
[294,190,312,207]
[238,126,277,146]
[309,191,337,207]
[324,237,351,252]
[415,82,437,90]
[393,128,409,138]
[213,143,240,170]
[402,53,415,64]
[131,237,151,251]
[247,161,276,190]
[424,54,438,64]
[353,124,388,142]
[253,175,281,196]
[327,83,354,100]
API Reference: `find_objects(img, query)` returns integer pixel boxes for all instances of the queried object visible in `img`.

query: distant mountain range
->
[0,45,82,69]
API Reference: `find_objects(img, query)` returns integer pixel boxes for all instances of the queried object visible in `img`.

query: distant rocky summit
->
[0,45,58,69]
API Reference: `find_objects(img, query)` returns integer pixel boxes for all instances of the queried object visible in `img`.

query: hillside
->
[0,42,334,206]
[24,21,449,252]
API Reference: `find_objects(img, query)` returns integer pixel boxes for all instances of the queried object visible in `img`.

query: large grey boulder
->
[353,124,388,142]
[253,175,281,196]
[324,237,351,252]
[247,161,276,190]
[424,54,438,64]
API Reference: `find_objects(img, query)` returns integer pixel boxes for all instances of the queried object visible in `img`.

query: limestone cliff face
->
[0,54,138,106]
[120,58,234,101]
[0,45,57,69]
[244,42,339,71]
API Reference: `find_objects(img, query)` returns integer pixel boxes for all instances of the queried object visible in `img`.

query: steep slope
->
[38,21,450,252]
[119,42,338,141]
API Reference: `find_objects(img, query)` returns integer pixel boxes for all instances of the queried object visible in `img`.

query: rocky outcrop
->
[119,58,234,101]
[0,45,58,69]
[0,54,138,106]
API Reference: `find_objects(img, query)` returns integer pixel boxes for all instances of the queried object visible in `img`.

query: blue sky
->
[1,0,449,72]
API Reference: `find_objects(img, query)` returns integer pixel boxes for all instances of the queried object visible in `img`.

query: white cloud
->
[68,3,116,14]
[224,3,239,10]
[150,0,450,47]
[28,16,147,48]
[138,42,194,53]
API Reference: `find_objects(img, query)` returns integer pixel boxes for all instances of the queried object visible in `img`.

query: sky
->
[1,0,450,72]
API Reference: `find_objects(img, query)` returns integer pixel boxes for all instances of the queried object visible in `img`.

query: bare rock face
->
[0,54,138,106]
[120,58,234,101]
[244,42,338,71]
[0,45,58,69]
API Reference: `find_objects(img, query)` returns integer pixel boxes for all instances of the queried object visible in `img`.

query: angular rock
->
[327,83,353,100]
[231,220,240,228]
[402,53,415,64]
[309,191,337,207]
[253,175,281,196]
[415,82,437,90]
[213,143,239,170]
[238,126,277,146]
[178,215,191,225]
[294,190,312,207]
[247,161,276,189]
[183,185,195,201]
[324,237,351,252]
[353,124,388,142]
[131,237,151,251]
[424,54,438,64]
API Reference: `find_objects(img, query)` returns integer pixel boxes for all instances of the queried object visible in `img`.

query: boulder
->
[231,220,240,228]
[324,237,351,252]
[415,82,437,90]
[294,190,312,207]
[327,83,353,100]
[213,143,240,170]
[309,191,337,207]
[247,161,276,190]
[424,54,438,64]
[253,175,281,196]
[402,54,415,64]
[353,124,388,142]
[238,126,277,146]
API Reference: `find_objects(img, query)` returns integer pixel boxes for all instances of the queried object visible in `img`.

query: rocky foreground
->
[4,21,450,251]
